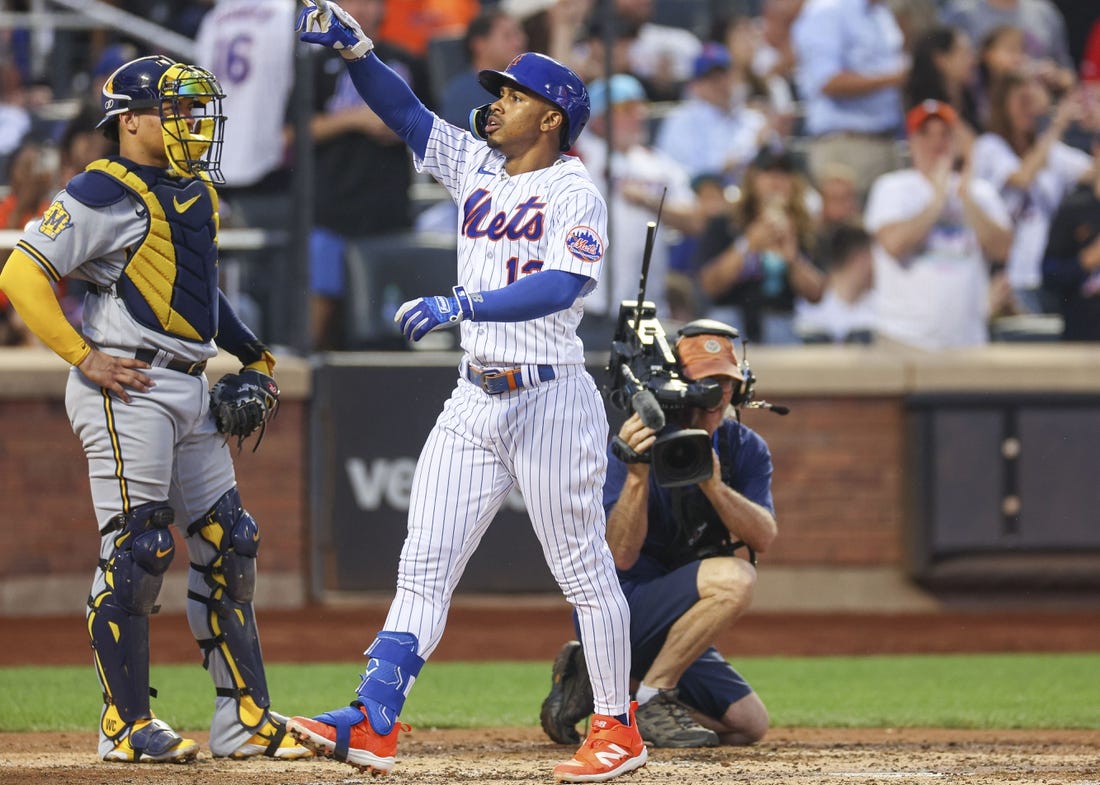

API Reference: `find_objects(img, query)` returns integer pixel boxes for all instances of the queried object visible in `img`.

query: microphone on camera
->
[632,389,666,430]
[744,400,790,416]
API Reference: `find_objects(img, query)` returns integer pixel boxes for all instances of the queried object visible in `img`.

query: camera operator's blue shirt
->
[605,417,775,583]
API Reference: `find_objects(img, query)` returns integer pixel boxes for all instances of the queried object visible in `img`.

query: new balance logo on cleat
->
[553,704,648,783]
[594,743,630,767]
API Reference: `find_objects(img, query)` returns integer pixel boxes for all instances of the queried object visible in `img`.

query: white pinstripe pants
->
[384,368,632,716]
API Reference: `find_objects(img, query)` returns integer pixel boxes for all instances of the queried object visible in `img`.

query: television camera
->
[604,221,787,487]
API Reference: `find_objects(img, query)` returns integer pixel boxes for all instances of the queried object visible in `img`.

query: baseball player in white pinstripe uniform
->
[291,2,647,781]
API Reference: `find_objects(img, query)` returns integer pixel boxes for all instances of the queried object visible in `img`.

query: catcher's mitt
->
[209,370,280,450]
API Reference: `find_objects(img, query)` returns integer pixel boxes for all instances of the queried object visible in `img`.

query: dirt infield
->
[3,728,1099,785]
[3,606,1099,784]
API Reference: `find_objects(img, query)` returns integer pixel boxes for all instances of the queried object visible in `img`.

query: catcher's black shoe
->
[540,640,595,745]
[634,689,719,748]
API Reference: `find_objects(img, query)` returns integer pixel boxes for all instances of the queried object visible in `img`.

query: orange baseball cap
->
[905,99,959,136]
[676,332,742,381]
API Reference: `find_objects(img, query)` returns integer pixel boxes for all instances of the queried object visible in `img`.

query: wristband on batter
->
[452,285,476,321]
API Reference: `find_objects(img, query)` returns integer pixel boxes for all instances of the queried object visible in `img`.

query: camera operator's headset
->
[675,319,756,410]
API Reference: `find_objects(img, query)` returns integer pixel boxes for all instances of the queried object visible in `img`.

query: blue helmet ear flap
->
[469,103,491,141]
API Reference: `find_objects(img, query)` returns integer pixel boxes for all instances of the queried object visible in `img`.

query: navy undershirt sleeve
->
[472,271,590,322]
[345,53,433,158]
[215,290,267,365]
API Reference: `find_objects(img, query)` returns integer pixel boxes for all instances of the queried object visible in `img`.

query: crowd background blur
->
[0,0,1098,351]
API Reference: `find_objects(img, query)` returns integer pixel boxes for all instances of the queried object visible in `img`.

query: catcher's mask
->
[98,55,227,183]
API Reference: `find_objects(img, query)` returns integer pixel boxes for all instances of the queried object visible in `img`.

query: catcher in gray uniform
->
[0,55,307,763]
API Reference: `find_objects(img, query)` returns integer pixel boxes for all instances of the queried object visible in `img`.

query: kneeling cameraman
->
[542,319,778,748]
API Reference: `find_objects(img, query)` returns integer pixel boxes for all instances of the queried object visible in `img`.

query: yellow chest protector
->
[88,158,220,342]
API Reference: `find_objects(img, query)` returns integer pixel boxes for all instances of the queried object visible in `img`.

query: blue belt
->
[466,363,555,394]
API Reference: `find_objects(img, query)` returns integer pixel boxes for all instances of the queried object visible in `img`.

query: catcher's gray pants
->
[67,367,263,756]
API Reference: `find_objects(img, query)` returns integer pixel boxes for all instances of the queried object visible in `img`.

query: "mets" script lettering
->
[462,189,546,241]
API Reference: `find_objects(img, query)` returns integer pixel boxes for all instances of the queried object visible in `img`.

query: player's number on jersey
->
[505,257,544,284]
[214,35,253,84]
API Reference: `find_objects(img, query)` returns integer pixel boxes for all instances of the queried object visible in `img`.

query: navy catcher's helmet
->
[472,52,590,151]
[97,54,227,182]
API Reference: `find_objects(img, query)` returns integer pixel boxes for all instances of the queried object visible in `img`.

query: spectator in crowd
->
[194,0,299,340]
[307,0,426,349]
[905,26,981,153]
[815,161,862,234]
[612,0,704,101]
[668,173,735,321]
[56,102,113,184]
[1063,78,1100,154]
[655,43,772,185]
[0,136,57,346]
[940,0,1074,76]
[864,100,1013,349]
[574,74,703,344]
[751,0,802,91]
[115,0,214,38]
[721,15,796,138]
[791,0,909,201]
[572,14,638,86]
[975,24,1074,123]
[502,0,592,71]
[0,61,32,182]
[695,147,825,344]
[377,0,478,58]
[194,0,297,196]
[1041,133,1100,341]
[438,8,527,128]
[888,0,939,50]
[0,137,56,231]
[970,74,1093,313]
[794,223,877,343]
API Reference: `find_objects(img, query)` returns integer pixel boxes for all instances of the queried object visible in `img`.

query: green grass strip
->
[2,654,1098,732]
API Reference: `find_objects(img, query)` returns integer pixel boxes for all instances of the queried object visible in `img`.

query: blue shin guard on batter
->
[352,632,424,734]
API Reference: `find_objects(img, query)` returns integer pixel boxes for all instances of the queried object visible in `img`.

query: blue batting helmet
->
[473,52,590,151]
[97,55,227,182]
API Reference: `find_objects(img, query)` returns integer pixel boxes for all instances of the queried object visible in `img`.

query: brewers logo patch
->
[38,200,74,240]
[564,226,604,263]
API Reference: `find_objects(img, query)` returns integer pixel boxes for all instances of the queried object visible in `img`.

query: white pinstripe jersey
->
[417,118,608,366]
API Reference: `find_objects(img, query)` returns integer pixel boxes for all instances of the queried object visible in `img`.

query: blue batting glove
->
[296,0,374,60]
[394,286,476,342]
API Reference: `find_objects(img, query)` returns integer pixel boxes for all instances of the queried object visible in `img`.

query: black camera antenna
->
[632,188,668,332]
